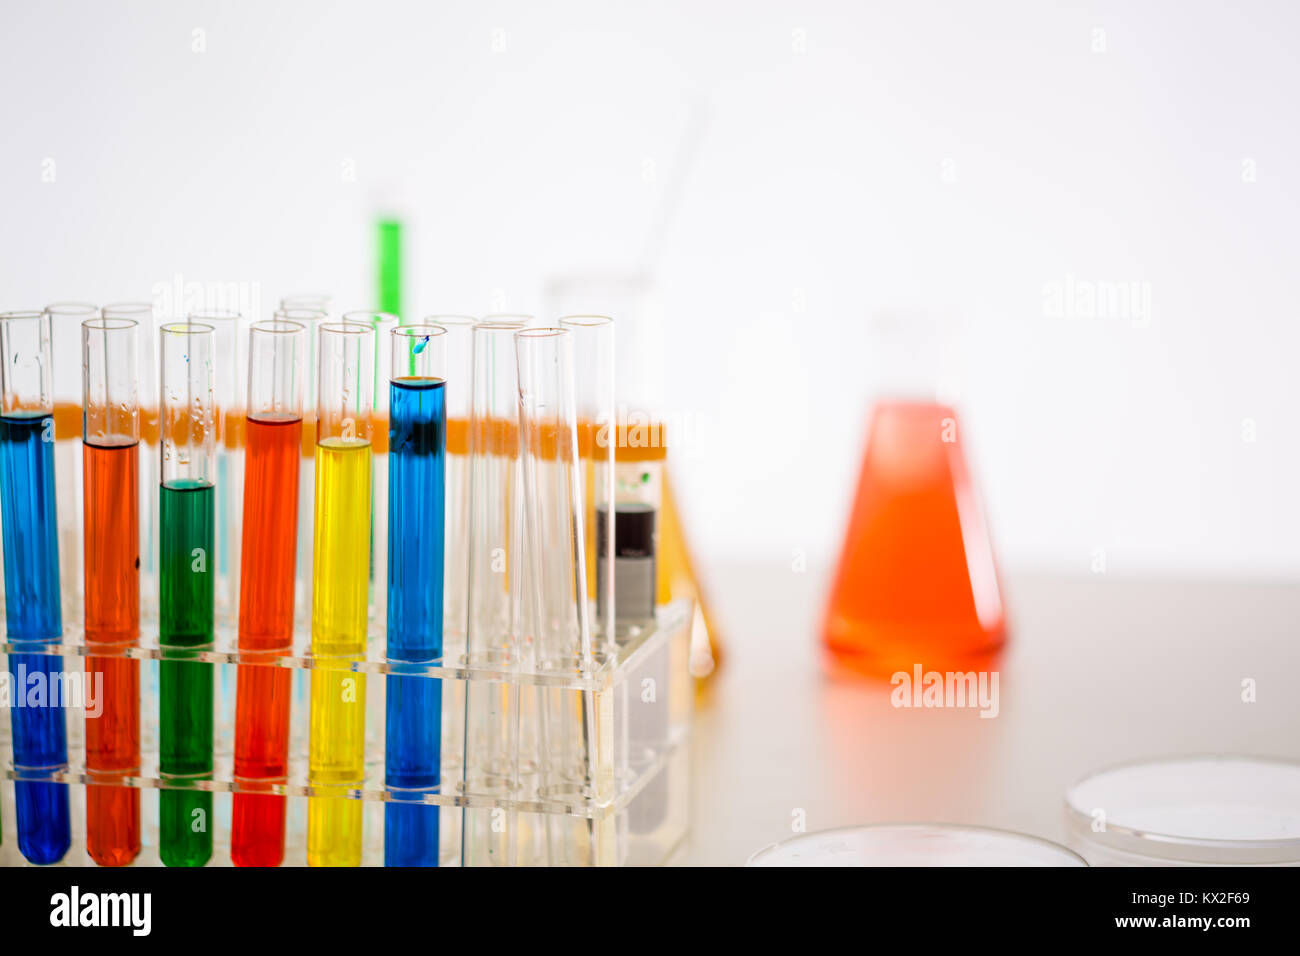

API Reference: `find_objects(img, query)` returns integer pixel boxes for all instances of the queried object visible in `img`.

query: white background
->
[3,0,1298,583]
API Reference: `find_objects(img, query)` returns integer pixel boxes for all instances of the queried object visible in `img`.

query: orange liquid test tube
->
[231,318,306,867]
[82,314,143,866]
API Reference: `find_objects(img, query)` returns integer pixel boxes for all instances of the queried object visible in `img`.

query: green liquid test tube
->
[158,320,219,867]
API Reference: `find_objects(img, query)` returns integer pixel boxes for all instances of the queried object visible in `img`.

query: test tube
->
[308,321,374,867]
[350,310,398,645]
[190,309,245,778]
[558,315,616,651]
[460,319,527,866]
[279,308,328,630]
[280,294,333,315]
[558,314,627,844]
[158,321,216,867]
[231,319,306,867]
[1,310,70,865]
[101,304,161,765]
[81,313,142,867]
[276,307,327,767]
[514,327,604,865]
[384,324,447,867]
[46,302,98,631]
[425,313,475,864]
[188,309,247,625]
[426,316,476,646]
[515,328,595,670]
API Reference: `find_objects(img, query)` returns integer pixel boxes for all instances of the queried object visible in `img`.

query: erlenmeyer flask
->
[823,314,1006,677]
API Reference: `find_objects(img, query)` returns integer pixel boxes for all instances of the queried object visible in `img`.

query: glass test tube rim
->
[44,301,99,316]
[390,324,448,386]
[83,315,139,333]
[184,309,241,326]
[515,326,568,340]
[81,316,140,452]
[274,308,326,323]
[316,321,375,437]
[0,310,53,412]
[251,317,309,337]
[320,319,377,336]
[421,314,476,326]
[1063,751,1300,854]
[160,319,217,336]
[746,822,1089,867]
[391,323,450,342]
[478,314,532,328]
[556,314,614,328]
[158,321,216,484]
[101,302,154,317]
[0,309,47,322]
[249,318,308,411]
[342,310,399,326]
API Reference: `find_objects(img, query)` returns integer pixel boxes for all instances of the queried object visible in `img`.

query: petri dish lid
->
[1065,754,1300,865]
[747,824,1086,867]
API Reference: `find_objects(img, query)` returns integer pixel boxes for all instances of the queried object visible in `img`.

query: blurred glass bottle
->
[823,311,1006,678]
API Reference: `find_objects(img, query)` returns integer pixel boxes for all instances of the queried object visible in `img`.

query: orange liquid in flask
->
[824,401,1006,678]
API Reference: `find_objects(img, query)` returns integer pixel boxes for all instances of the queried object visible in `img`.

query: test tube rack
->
[0,598,693,866]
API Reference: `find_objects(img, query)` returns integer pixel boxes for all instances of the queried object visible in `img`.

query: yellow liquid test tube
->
[308,436,371,866]
[307,317,379,867]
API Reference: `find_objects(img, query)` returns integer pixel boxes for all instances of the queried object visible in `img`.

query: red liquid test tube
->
[82,312,142,866]
[231,317,306,867]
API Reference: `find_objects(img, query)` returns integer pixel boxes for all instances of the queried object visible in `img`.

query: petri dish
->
[747,824,1086,867]
[1065,754,1300,865]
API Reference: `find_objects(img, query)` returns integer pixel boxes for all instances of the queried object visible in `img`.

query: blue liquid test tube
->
[384,324,447,866]
[0,309,71,865]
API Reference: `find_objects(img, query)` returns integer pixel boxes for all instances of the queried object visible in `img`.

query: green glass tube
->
[377,217,403,318]
[158,320,218,867]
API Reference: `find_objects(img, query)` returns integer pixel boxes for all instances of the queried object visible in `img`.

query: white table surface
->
[677,563,1300,865]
